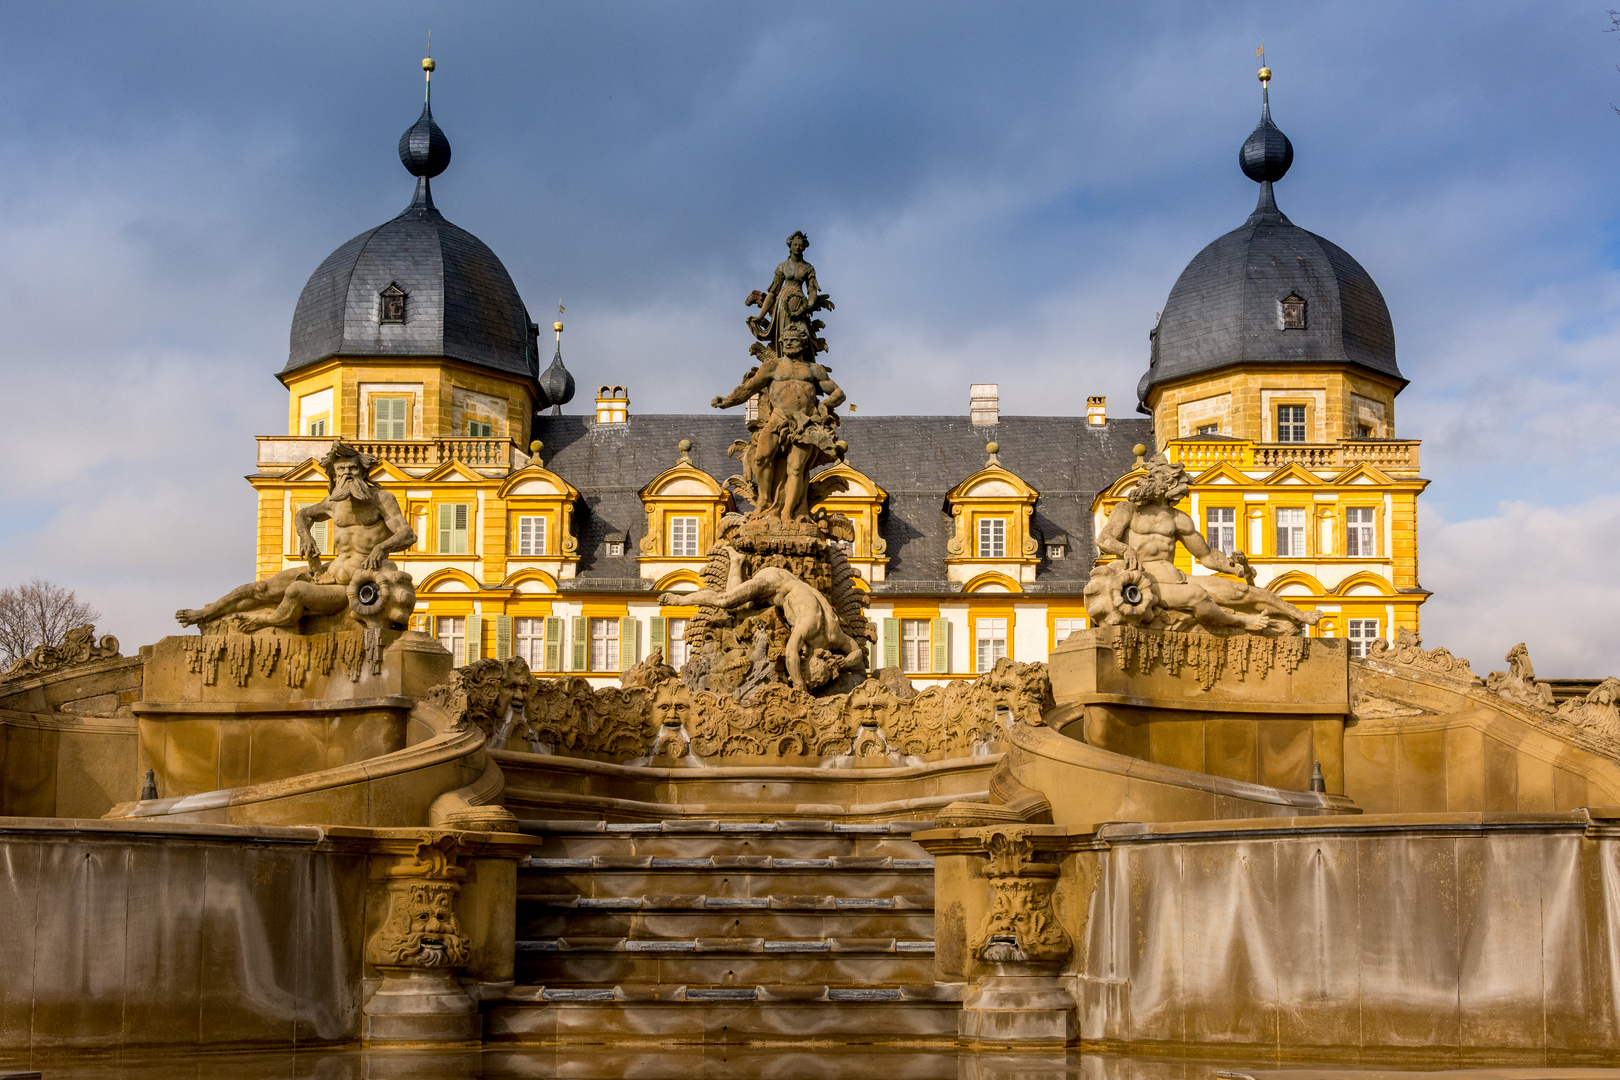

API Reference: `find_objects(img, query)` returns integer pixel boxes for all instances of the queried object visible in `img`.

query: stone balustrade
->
[257,436,518,473]
[1165,437,1420,473]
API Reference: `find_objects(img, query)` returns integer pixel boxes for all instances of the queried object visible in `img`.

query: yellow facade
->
[1107,361,1428,650]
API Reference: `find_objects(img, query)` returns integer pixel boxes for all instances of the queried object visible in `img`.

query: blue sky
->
[2,2,1618,674]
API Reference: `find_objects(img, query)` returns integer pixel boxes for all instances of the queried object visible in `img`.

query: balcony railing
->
[1165,437,1420,474]
[257,436,518,472]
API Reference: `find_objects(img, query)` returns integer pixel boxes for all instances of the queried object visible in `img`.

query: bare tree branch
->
[0,578,100,664]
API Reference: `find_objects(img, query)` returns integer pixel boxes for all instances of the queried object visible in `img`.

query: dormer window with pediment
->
[943,444,1041,588]
[637,443,734,581]
[379,283,407,324]
[808,463,889,582]
[496,464,581,579]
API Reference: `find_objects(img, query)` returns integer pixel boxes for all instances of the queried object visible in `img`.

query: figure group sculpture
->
[714,231,849,524]
[1085,456,1320,636]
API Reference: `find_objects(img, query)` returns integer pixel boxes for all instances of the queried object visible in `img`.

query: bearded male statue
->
[1087,456,1321,636]
[176,443,417,633]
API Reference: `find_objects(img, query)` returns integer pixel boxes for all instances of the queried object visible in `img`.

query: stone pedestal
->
[958,974,1077,1045]
[1049,625,1349,792]
[362,969,479,1045]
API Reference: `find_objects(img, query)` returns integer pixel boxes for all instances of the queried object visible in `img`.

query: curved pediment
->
[639,464,726,500]
[946,464,1039,504]
[497,463,579,501]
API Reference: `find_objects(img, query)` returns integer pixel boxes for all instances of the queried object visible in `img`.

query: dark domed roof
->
[284,96,538,382]
[1137,83,1401,411]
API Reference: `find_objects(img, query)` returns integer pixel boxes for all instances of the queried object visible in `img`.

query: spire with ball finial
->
[1239,52,1293,221]
[399,49,451,212]
[539,301,577,414]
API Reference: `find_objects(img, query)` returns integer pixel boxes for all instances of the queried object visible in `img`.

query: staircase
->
[483,818,961,1044]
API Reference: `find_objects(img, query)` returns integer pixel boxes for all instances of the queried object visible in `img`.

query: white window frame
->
[1346,507,1376,558]
[977,518,1007,558]
[589,617,620,672]
[1275,507,1307,558]
[667,618,689,669]
[1276,404,1306,444]
[1347,619,1380,659]
[514,617,545,670]
[436,616,466,667]
[516,515,547,557]
[900,619,931,674]
[1205,506,1237,556]
[975,617,1008,672]
[1196,423,1219,436]
[669,516,701,558]
[1053,617,1085,645]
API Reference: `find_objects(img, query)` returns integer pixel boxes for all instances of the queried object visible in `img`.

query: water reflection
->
[0,1049,1328,1080]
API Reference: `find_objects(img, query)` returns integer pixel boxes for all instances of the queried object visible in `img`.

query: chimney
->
[1086,396,1107,427]
[594,385,629,424]
[969,383,999,426]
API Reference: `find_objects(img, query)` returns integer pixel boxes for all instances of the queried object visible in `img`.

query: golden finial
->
[422,33,435,103]
[1255,42,1270,86]
[554,300,564,335]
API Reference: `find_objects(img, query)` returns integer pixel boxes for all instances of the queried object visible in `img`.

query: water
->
[6,1050,1616,1080]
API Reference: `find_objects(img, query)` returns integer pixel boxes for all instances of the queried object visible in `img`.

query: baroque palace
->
[251,69,1422,684]
[15,57,1620,1065]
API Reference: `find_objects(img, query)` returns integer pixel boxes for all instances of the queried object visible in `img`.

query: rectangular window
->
[373,396,409,440]
[467,420,493,437]
[1053,617,1085,644]
[977,518,1007,558]
[438,504,470,555]
[514,617,544,670]
[900,619,931,674]
[1347,619,1380,658]
[1346,507,1376,557]
[308,519,328,555]
[1356,423,1373,439]
[1196,423,1219,436]
[667,618,689,669]
[1275,507,1307,557]
[669,516,700,558]
[308,418,328,437]
[516,515,547,556]
[436,616,466,667]
[1276,404,1306,443]
[1205,507,1237,556]
[975,617,1008,672]
[589,617,620,671]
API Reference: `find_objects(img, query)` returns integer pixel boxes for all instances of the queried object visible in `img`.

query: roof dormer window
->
[379,283,407,324]
[1278,293,1306,330]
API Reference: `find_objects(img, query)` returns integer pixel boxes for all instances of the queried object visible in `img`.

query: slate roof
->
[533,413,1153,595]
[284,201,539,381]
[1137,185,1402,413]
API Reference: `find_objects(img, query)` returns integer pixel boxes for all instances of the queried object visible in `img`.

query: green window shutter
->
[454,504,469,555]
[570,616,588,672]
[649,616,667,658]
[495,615,512,660]
[465,617,483,664]
[882,617,900,670]
[543,616,562,672]
[438,505,452,553]
[620,616,639,667]
[931,617,949,674]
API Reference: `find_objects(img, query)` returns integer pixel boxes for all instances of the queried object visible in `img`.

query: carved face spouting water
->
[368,880,470,969]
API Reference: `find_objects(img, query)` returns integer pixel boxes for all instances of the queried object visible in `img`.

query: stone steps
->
[495,816,953,1042]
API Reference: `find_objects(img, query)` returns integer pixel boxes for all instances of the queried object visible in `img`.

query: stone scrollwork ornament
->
[0,624,120,682]
[969,828,1072,971]
[366,835,472,972]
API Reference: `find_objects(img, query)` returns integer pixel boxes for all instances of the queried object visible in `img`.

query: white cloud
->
[1420,496,1620,678]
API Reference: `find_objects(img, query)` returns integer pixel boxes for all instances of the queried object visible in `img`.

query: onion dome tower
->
[1137,66,1404,441]
[283,57,541,386]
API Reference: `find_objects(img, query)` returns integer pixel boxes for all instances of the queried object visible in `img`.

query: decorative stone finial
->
[529,439,543,463]
[1132,443,1146,466]
[677,439,693,464]
[140,768,158,801]
[985,441,1000,465]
